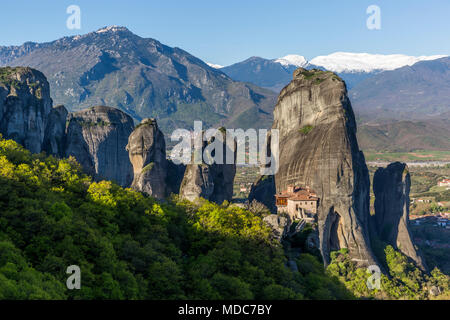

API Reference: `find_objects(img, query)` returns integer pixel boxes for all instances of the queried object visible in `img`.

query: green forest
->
[0,135,448,300]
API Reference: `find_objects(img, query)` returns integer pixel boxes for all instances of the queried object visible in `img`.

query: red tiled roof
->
[289,194,319,201]
[276,186,318,201]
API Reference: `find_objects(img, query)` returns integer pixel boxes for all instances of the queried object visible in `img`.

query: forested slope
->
[0,135,351,299]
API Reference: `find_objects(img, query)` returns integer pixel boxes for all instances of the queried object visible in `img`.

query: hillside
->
[220,52,447,92]
[221,56,304,92]
[357,118,450,152]
[0,135,448,299]
[0,26,276,133]
[220,54,450,152]
[0,135,355,299]
[350,57,450,121]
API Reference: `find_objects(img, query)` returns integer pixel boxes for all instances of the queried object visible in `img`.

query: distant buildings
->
[410,212,450,228]
[275,185,319,221]
[438,178,450,187]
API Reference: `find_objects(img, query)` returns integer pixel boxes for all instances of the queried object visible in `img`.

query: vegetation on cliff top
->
[0,67,21,89]
[327,247,449,300]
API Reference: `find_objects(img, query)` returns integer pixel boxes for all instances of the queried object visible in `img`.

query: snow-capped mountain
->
[273,55,308,68]
[310,52,448,73]
[206,62,224,69]
[220,52,448,91]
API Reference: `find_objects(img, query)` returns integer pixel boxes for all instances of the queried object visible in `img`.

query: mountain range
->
[0,26,448,152]
[218,52,447,90]
[350,56,450,121]
[0,26,276,134]
[217,53,450,152]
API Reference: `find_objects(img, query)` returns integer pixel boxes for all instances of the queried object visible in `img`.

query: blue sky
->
[0,0,449,66]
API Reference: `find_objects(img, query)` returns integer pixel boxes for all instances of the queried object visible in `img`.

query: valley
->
[0,23,449,301]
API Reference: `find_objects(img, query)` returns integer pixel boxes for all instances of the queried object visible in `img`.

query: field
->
[233,165,260,202]
[364,150,450,163]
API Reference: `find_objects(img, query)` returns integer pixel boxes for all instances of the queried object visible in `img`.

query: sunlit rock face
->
[127,118,168,199]
[272,68,376,267]
[372,162,427,271]
[179,129,236,204]
[65,105,134,186]
[180,163,215,202]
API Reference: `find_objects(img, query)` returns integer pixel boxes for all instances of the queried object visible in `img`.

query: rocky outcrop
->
[166,160,186,195]
[248,175,277,213]
[65,106,134,186]
[180,164,215,201]
[43,105,68,157]
[263,214,289,241]
[0,67,52,153]
[179,129,236,204]
[126,118,168,198]
[209,163,236,205]
[271,68,376,267]
[372,162,427,270]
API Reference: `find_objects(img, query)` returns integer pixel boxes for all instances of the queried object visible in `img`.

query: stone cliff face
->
[0,67,52,153]
[166,160,186,195]
[179,129,236,204]
[272,68,376,266]
[126,118,168,198]
[180,164,215,202]
[372,162,427,270]
[65,106,134,187]
[43,105,68,157]
[0,66,184,196]
[248,175,277,213]
[209,161,236,205]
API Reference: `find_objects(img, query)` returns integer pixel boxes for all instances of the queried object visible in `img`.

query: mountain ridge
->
[219,52,448,91]
[0,26,276,134]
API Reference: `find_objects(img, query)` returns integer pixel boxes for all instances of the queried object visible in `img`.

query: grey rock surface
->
[0,67,52,153]
[272,68,376,267]
[166,160,186,195]
[179,129,236,204]
[372,162,427,270]
[127,118,168,198]
[65,105,134,186]
[43,105,68,157]
[248,175,277,213]
[263,214,289,241]
[180,163,215,202]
